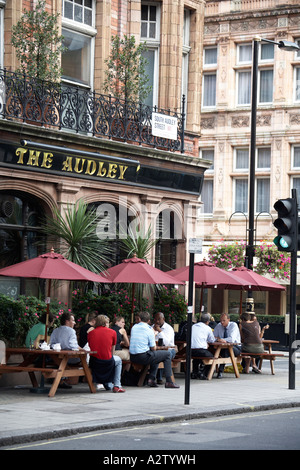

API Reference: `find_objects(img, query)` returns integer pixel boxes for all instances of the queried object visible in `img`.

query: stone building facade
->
[0,0,210,302]
[198,0,300,314]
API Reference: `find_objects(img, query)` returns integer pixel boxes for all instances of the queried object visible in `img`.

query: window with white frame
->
[141,2,160,107]
[235,148,249,170]
[257,147,271,170]
[294,42,300,102]
[295,66,300,102]
[235,178,248,213]
[234,147,270,213]
[236,42,274,105]
[202,47,217,108]
[256,178,270,213]
[200,180,213,214]
[292,177,300,196]
[292,145,300,168]
[200,148,214,214]
[201,148,214,170]
[62,0,96,87]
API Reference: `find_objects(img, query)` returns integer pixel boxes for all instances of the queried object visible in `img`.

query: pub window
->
[0,191,47,297]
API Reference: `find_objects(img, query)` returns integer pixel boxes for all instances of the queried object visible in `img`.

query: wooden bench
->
[121,359,182,386]
[240,352,284,375]
[191,356,242,380]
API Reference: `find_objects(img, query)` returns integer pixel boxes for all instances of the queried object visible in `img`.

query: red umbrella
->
[167,260,249,312]
[0,249,110,339]
[102,254,184,322]
[231,266,285,291]
[231,266,285,315]
[167,260,248,287]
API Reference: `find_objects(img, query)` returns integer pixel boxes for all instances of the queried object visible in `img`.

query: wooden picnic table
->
[175,340,241,380]
[0,347,96,397]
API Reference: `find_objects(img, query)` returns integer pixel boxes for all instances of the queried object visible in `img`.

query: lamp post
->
[247,36,299,387]
[246,36,299,282]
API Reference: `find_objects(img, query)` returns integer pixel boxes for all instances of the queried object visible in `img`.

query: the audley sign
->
[0,140,203,195]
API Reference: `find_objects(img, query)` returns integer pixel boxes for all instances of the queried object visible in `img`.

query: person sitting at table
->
[191,313,215,380]
[213,313,242,379]
[25,312,55,348]
[50,312,83,388]
[240,312,265,374]
[88,315,125,393]
[78,311,97,349]
[129,311,180,388]
[152,312,177,384]
[110,316,130,361]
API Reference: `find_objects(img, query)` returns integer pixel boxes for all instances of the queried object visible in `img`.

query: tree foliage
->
[11,0,65,81]
[104,35,152,102]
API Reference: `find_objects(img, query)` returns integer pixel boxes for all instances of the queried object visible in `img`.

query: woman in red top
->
[88,315,125,393]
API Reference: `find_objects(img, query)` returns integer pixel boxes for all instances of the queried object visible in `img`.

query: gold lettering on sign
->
[74,158,85,173]
[16,148,28,164]
[41,152,53,169]
[15,147,131,181]
[28,150,40,166]
[62,156,73,172]
[85,159,97,175]
[97,162,107,177]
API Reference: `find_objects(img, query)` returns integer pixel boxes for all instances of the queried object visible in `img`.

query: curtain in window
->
[260,69,273,103]
[294,147,300,167]
[292,177,300,194]
[203,74,216,107]
[256,179,270,213]
[257,148,271,169]
[236,149,249,169]
[239,45,252,62]
[235,179,248,212]
[238,71,251,105]
[296,68,300,101]
[201,180,213,213]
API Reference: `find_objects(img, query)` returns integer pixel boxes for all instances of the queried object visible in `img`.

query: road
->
[3,407,300,452]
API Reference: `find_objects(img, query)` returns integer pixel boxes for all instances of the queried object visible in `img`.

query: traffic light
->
[273,197,298,252]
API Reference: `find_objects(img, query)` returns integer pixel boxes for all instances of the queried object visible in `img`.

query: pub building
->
[0,115,210,301]
[0,0,209,302]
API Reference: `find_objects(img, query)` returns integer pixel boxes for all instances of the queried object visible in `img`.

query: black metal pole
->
[289,188,297,390]
[246,37,259,273]
[184,252,194,405]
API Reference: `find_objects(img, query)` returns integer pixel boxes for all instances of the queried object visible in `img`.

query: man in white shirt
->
[153,312,176,384]
[213,312,242,378]
[191,313,215,380]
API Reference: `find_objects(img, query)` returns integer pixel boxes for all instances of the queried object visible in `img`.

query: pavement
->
[0,353,300,448]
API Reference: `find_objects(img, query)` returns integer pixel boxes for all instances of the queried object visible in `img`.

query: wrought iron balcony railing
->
[0,68,185,153]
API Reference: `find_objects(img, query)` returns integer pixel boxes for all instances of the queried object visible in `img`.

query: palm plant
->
[41,199,112,274]
[119,224,158,311]
[120,224,157,260]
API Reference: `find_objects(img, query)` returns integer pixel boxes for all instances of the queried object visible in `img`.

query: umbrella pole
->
[239,291,243,316]
[30,280,51,394]
[44,279,51,342]
[199,285,203,315]
[130,283,135,326]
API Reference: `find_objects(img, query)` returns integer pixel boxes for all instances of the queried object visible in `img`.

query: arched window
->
[155,209,180,271]
[0,191,47,297]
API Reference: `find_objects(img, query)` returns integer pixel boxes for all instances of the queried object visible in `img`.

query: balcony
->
[0,69,185,153]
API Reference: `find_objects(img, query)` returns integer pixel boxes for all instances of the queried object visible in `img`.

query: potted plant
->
[104,34,152,140]
[10,0,65,124]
